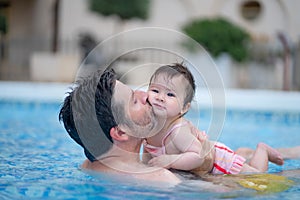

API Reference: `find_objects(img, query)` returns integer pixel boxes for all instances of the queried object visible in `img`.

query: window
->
[240,0,262,21]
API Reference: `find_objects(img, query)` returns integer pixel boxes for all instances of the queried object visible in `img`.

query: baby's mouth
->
[152,103,166,110]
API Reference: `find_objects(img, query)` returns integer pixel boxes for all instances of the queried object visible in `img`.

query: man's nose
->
[135,90,148,104]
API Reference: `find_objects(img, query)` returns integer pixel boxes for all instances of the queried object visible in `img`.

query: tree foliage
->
[0,14,7,34]
[183,18,250,62]
[89,0,150,21]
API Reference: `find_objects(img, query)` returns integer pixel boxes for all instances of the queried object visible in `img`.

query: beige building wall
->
[59,0,300,43]
[2,0,299,86]
[58,0,300,88]
[9,0,53,42]
[8,0,54,66]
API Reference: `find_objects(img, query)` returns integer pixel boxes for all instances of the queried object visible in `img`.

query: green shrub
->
[183,18,250,62]
[89,0,150,20]
[0,14,7,34]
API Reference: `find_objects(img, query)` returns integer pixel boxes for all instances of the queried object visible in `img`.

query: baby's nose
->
[157,93,165,102]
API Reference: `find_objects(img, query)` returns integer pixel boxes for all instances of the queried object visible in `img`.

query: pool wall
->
[1,81,299,112]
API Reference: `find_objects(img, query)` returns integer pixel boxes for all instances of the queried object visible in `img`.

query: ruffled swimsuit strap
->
[161,121,189,154]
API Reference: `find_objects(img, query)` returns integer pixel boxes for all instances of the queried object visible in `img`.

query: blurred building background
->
[0,0,300,90]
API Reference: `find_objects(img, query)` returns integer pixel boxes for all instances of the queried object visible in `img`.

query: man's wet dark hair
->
[59,68,117,162]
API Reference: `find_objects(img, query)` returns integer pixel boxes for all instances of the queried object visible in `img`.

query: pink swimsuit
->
[212,142,246,174]
[143,122,246,175]
[143,122,187,157]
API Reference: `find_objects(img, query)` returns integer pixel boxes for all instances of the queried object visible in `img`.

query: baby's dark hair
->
[150,62,196,105]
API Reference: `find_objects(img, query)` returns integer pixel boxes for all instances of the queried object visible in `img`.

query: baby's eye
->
[151,89,159,93]
[167,93,175,97]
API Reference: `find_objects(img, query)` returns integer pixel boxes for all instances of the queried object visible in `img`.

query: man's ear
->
[181,102,191,115]
[110,126,129,141]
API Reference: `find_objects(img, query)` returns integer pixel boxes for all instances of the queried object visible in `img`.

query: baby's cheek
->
[147,93,155,103]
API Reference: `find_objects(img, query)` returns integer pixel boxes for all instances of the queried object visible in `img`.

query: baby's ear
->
[181,102,191,114]
[110,126,129,141]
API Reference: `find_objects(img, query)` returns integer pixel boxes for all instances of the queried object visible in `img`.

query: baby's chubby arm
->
[149,125,205,171]
[148,152,205,170]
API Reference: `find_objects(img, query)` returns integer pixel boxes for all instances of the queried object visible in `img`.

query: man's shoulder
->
[137,167,181,184]
[81,159,181,184]
[81,159,110,172]
[81,159,90,169]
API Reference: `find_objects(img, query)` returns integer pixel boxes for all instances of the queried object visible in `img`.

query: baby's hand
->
[148,155,176,169]
[188,122,208,142]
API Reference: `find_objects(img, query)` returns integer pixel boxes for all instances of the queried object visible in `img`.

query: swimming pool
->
[0,82,300,199]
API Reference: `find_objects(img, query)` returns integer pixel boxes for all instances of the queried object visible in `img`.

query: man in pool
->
[59,68,181,185]
[59,66,300,188]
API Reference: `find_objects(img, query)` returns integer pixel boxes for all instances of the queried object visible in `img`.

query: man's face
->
[112,81,160,138]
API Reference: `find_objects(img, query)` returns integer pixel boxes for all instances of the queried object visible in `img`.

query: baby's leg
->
[276,146,300,159]
[236,146,300,160]
[249,143,284,172]
[240,163,259,173]
[235,147,253,160]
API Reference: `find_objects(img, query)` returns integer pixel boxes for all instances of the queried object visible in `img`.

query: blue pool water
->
[1,83,300,199]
